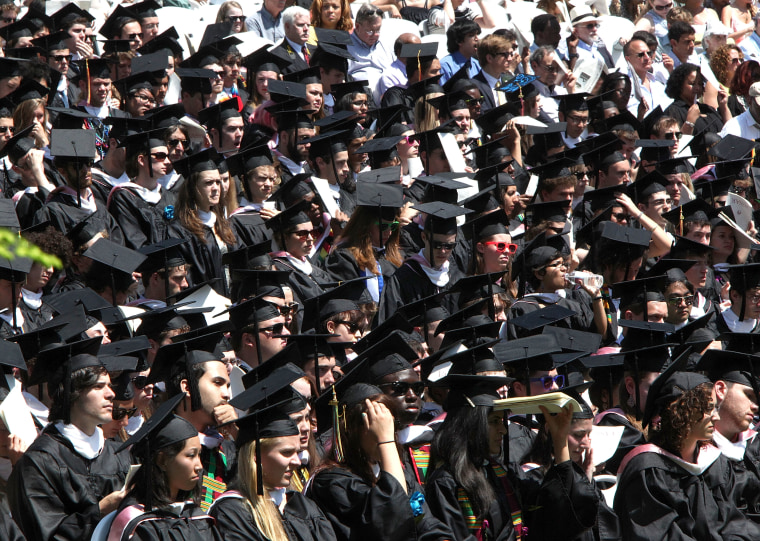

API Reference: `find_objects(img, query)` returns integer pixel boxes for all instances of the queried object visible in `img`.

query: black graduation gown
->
[107,186,176,249]
[272,257,334,305]
[7,424,131,541]
[614,444,760,541]
[595,409,646,475]
[380,86,415,124]
[167,221,239,296]
[210,489,338,541]
[14,187,52,231]
[506,418,538,466]
[378,258,463,323]
[112,499,222,541]
[20,297,54,329]
[713,433,760,520]
[229,211,272,248]
[33,191,125,246]
[323,246,398,283]
[306,467,453,541]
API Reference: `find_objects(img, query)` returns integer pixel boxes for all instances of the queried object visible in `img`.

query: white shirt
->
[721,306,758,333]
[720,109,760,139]
[740,32,760,61]
[533,79,567,122]
[480,69,501,107]
[285,36,307,61]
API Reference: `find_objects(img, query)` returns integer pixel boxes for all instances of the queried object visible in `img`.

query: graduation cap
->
[330,80,369,104]
[197,98,242,134]
[102,354,140,401]
[658,156,695,176]
[229,268,292,305]
[728,263,760,321]
[30,336,104,423]
[399,42,439,78]
[598,221,651,258]
[130,0,161,19]
[264,199,312,233]
[396,291,449,328]
[413,201,471,237]
[51,3,95,29]
[0,124,34,166]
[619,319,674,350]
[20,6,53,33]
[493,333,562,384]
[627,171,670,204]
[638,139,675,163]
[148,331,224,410]
[508,304,578,333]
[429,90,472,116]
[267,173,314,209]
[669,234,715,259]
[707,133,756,161]
[99,5,139,40]
[176,67,216,94]
[641,348,707,429]
[474,102,519,136]
[114,70,163,101]
[552,92,591,114]
[354,136,403,169]
[353,312,414,354]
[138,27,184,58]
[242,46,291,76]
[268,80,308,103]
[172,147,222,177]
[525,199,571,226]
[0,18,35,43]
[199,21,237,49]
[101,40,133,54]
[405,75,444,103]
[134,304,210,339]
[5,80,51,106]
[282,67,322,87]
[0,340,26,374]
[698,349,760,400]
[7,310,74,360]
[131,51,170,76]
[82,239,147,306]
[309,41,352,72]
[117,393,198,509]
[440,339,507,377]
[50,129,97,163]
[642,258,696,280]
[542,326,602,354]
[602,110,642,134]
[661,198,713,236]
[138,238,189,293]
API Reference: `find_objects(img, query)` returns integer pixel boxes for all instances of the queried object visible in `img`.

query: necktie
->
[596,42,615,69]
[302,45,310,63]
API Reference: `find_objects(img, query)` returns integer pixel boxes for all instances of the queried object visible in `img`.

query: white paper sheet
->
[0,381,38,445]
[439,132,468,173]
[590,425,625,466]
[310,177,340,218]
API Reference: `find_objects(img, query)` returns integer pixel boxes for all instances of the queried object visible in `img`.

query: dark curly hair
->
[665,63,701,101]
[648,382,714,454]
[729,60,760,97]
[710,44,743,87]
[23,227,73,269]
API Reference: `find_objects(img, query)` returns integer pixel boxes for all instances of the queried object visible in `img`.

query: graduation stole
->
[455,462,524,540]
[289,465,311,493]
[200,447,228,511]
[600,284,614,327]
[409,445,430,484]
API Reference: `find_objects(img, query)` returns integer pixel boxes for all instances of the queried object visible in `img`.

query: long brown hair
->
[335,206,402,272]
[310,0,353,31]
[176,171,236,245]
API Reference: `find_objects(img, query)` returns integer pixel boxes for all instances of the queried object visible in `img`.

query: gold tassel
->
[330,387,345,462]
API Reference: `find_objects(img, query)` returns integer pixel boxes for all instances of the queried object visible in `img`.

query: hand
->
[99,489,127,516]
[259,207,279,220]
[566,32,579,51]
[686,102,701,124]
[30,121,48,148]
[363,399,395,444]
[330,209,350,235]
[662,53,674,73]
[637,98,649,120]
[76,40,94,59]
[717,87,729,109]
[388,4,402,17]
[7,435,28,466]
[540,404,573,442]
[583,447,594,482]
[720,279,731,303]
[504,119,520,143]
[564,72,577,92]
[213,403,238,426]
[24,148,45,174]
[615,192,638,215]
[398,202,417,226]
[516,194,531,214]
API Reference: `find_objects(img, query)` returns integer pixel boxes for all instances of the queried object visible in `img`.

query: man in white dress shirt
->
[720,82,760,139]
[530,45,576,122]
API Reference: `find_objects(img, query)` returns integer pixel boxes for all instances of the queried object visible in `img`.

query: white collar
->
[285,253,313,275]
[413,249,449,286]
[269,487,287,510]
[55,422,104,460]
[156,170,180,190]
[198,209,216,228]
[122,182,162,204]
[722,307,757,333]
[0,307,24,330]
[22,288,43,309]
[712,429,757,461]
[199,430,223,449]
[81,103,110,119]
[285,37,306,57]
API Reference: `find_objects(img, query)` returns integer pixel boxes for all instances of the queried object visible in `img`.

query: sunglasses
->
[584,22,600,29]
[653,2,672,10]
[465,96,485,105]
[226,15,246,21]
[634,51,651,59]
[127,32,144,39]
[0,126,14,134]
[51,54,73,62]
[611,212,629,221]
[484,241,518,254]
[112,406,138,421]
[337,320,362,333]
[167,138,187,148]
[401,135,418,145]
[277,303,300,317]
[380,381,425,396]
[150,152,169,161]
[433,241,456,250]
[667,295,694,306]
[374,220,400,232]
[131,375,149,389]
[663,131,681,140]
[529,374,565,391]
[260,322,286,336]
[1,17,16,23]
[291,229,316,240]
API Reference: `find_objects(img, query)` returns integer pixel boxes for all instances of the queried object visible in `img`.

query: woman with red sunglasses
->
[469,210,518,298]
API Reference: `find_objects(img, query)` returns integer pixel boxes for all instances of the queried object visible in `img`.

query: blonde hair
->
[414,92,443,132]
[237,439,290,541]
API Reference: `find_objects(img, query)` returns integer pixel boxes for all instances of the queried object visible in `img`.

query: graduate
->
[614,358,760,540]
[109,393,223,541]
[7,338,131,541]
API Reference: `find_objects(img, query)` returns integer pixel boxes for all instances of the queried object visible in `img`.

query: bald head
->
[395,33,422,63]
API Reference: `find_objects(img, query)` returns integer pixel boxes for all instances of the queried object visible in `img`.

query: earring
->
[627,395,636,408]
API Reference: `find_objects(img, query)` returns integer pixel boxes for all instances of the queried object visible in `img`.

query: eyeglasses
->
[226,15,246,22]
[465,96,485,105]
[633,50,651,59]
[611,212,629,221]
[167,138,187,148]
[260,322,286,336]
[126,32,144,40]
[277,303,300,317]
[112,406,138,421]
[433,241,456,250]
[667,295,694,306]
[567,114,589,124]
[650,197,672,206]
[131,375,149,389]
[731,57,742,65]
[584,22,600,29]
[541,63,560,73]
[361,27,380,36]
[351,99,369,107]
[213,71,225,78]
[374,220,400,232]
[337,320,362,333]
[132,93,155,103]
[380,381,426,396]
[484,241,518,254]
[51,54,73,62]
[662,131,681,140]
[529,374,565,390]
[150,152,169,161]
[291,229,316,240]
[653,2,672,10]
[401,135,418,145]
[0,126,14,134]
[142,22,159,30]
[748,293,760,305]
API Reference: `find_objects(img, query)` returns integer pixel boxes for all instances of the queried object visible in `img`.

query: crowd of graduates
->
[4,0,760,539]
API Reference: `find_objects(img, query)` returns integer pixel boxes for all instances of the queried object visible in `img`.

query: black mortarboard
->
[198,21,236,49]
[698,349,760,390]
[243,46,291,74]
[226,145,273,181]
[330,80,369,104]
[20,6,53,33]
[658,157,695,176]
[5,80,51,106]
[396,292,449,328]
[229,269,291,304]
[413,201,471,235]
[273,109,315,131]
[0,58,22,79]
[309,41,352,72]
[399,42,438,60]
[225,296,281,332]
[264,200,311,233]
[728,263,760,293]
[0,124,34,165]
[525,199,570,226]
[102,354,139,400]
[643,258,696,279]
[355,136,403,168]
[283,66,322,86]
[509,304,578,332]
[101,40,133,54]
[315,27,353,45]
[352,312,414,354]
[429,90,471,115]
[542,326,602,354]
[176,67,215,94]
[638,138,675,162]
[641,349,706,429]
[603,110,642,133]
[553,92,591,113]
[628,170,669,203]
[0,340,26,372]
[0,255,32,283]
[198,98,242,133]
[130,0,161,18]
[135,304,210,339]
[144,103,185,129]
[83,239,146,306]
[172,147,222,177]
[707,134,756,162]
[268,80,307,103]
[0,18,34,42]
[99,5,139,40]
[138,27,184,58]
[405,75,443,103]
[669,235,715,258]
[131,51,170,76]
[114,70,163,100]
[474,103,519,136]
[50,129,97,160]
[494,333,562,372]
[661,198,713,234]
[51,3,95,29]
[619,320,674,351]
